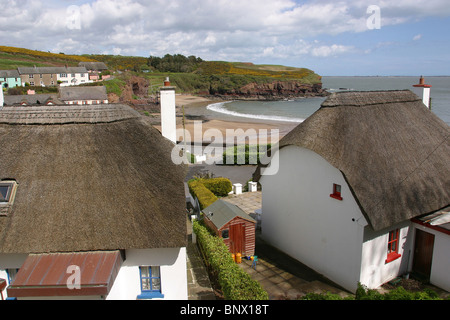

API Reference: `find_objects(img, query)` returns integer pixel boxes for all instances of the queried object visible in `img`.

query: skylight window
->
[0,183,13,202]
[0,181,17,216]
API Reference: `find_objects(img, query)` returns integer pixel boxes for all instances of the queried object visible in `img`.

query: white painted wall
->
[107,247,187,300]
[57,73,92,87]
[0,253,28,300]
[0,248,187,300]
[411,224,450,292]
[360,222,411,289]
[260,146,368,292]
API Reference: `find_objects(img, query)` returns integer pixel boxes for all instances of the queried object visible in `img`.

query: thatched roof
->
[59,86,108,101]
[3,94,63,106]
[255,90,449,231]
[78,62,108,71]
[0,104,187,254]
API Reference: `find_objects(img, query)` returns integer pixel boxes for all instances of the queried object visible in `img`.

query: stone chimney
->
[160,77,176,143]
[413,76,432,109]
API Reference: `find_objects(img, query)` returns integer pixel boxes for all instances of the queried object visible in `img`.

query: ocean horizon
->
[206,76,450,125]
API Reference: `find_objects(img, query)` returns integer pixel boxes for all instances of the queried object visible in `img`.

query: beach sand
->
[154,94,298,145]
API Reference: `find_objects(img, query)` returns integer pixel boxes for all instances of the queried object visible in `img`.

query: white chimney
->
[413,76,432,109]
[0,86,4,108]
[160,77,177,143]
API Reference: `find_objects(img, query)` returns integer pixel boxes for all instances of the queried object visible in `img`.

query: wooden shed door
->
[230,224,245,254]
[412,229,435,280]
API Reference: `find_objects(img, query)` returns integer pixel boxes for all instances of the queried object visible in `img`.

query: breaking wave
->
[206,101,305,123]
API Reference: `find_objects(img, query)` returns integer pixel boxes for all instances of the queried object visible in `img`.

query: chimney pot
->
[164,77,170,86]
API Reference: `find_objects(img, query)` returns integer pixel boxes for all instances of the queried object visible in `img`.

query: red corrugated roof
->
[7,251,122,298]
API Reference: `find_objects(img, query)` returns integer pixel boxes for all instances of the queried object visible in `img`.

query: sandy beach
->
[157,94,298,145]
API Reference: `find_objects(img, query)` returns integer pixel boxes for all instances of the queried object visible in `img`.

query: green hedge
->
[193,220,269,300]
[201,178,233,197]
[188,177,232,209]
[188,179,218,210]
[222,144,271,165]
[302,282,445,300]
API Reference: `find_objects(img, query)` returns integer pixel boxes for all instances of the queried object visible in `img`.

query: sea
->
[206,76,450,125]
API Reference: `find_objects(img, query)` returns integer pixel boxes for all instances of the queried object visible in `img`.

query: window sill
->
[385,253,401,264]
[330,194,343,201]
[136,292,164,300]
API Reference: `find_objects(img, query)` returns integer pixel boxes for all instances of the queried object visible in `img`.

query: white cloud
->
[0,0,449,66]
[311,44,354,57]
[413,33,422,41]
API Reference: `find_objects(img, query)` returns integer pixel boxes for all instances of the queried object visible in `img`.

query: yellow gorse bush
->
[0,46,97,63]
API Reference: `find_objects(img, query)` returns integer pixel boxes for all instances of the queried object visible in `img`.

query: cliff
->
[205,80,328,100]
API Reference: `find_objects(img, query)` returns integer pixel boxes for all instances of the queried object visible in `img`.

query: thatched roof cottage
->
[255,90,449,293]
[0,104,188,299]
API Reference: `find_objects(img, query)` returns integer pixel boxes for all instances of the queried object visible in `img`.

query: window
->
[221,229,229,239]
[385,229,401,263]
[137,266,163,299]
[330,183,343,200]
[0,182,14,203]
[61,73,67,78]
[29,74,34,79]
[6,269,19,285]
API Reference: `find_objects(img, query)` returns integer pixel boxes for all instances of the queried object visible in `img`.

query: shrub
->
[188,179,218,210]
[193,220,268,300]
[201,178,232,197]
[222,144,271,165]
[188,177,232,208]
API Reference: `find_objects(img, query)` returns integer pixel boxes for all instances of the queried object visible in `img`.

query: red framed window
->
[385,229,401,263]
[330,183,343,200]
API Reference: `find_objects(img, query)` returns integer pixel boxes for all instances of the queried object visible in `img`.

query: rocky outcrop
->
[120,75,150,102]
[205,80,328,100]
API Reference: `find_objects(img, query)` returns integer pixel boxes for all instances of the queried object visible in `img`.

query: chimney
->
[413,76,432,109]
[164,77,171,87]
[160,77,177,143]
[0,86,4,108]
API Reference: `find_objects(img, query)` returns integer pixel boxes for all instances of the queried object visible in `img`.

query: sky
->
[1,0,450,76]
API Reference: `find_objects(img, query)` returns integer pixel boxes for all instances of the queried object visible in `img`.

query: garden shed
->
[202,200,256,257]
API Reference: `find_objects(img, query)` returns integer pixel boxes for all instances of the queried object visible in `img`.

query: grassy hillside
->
[1,46,323,98]
[0,46,97,69]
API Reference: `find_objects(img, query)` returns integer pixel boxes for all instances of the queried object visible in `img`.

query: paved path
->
[186,189,352,300]
[186,218,217,300]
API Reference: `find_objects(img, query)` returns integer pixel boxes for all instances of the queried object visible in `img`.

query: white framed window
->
[0,181,18,216]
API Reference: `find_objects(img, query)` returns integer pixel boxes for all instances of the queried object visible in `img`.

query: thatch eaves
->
[256,90,449,231]
[0,104,187,253]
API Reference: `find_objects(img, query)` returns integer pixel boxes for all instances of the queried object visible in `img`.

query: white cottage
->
[0,104,188,300]
[254,90,449,293]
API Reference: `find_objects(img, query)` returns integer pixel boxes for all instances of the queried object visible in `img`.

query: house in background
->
[78,62,108,73]
[0,104,188,300]
[59,86,109,105]
[56,66,92,86]
[254,90,449,293]
[0,70,22,88]
[202,199,256,257]
[17,66,92,87]
[78,62,109,82]
[3,94,62,106]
